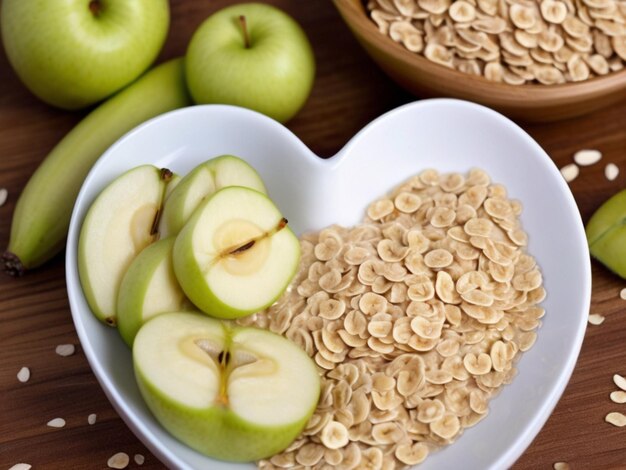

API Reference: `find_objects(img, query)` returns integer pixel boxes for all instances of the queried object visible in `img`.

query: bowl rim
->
[65,100,591,470]
[333,0,626,104]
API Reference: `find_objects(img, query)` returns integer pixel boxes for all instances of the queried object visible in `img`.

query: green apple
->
[185,2,315,123]
[78,165,175,326]
[173,186,300,319]
[3,58,191,276]
[1,0,169,109]
[117,237,193,346]
[586,189,626,279]
[133,312,320,461]
[159,155,267,237]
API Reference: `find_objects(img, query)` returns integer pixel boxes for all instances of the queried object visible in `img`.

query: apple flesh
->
[173,186,300,319]
[78,165,175,325]
[117,237,191,346]
[159,155,266,237]
[133,312,320,462]
[1,0,169,109]
[185,2,315,123]
[586,189,626,279]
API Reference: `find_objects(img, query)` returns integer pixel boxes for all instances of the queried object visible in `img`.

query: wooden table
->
[1,1,625,469]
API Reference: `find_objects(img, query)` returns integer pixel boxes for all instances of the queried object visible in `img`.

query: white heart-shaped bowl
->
[66,99,590,470]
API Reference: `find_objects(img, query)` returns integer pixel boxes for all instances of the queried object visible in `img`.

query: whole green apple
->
[185,3,315,123]
[1,0,169,109]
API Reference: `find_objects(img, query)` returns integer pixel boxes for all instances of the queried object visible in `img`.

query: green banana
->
[586,189,626,279]
[3,58,192,276]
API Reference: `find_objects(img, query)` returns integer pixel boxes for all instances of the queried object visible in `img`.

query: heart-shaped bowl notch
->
[66,99,590,470]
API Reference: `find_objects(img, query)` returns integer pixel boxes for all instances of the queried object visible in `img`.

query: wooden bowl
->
[333,0,626,121]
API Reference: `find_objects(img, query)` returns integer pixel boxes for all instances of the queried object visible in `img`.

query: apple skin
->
[172,187,301,319]
[136,369,315,462]
[586,189,626,279]
[185,2,315,123]
[1,0,169,109]
[117,237,190,346]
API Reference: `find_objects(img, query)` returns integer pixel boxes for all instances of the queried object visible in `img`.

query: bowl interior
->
[66,100,590,469]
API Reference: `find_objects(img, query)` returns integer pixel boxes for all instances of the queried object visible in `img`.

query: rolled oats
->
[366,0,626,84]
[246,169,544,469]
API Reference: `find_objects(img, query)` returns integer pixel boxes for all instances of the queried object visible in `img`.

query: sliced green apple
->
[117,237,192,346]
[173,186,300,319]
[78,165,175,326]
[133,312,320,462]
[159,155,266,237]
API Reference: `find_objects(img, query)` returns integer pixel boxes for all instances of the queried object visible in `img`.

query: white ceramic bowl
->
[66,99,590,470]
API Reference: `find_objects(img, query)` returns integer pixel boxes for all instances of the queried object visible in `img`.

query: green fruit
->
[133,312,320,462]
[3,58,192,276]
[78,165,175,326]
[1,0,169,109]
[117,237,191,346]
[586,189,626,279]
[159,155,267,237]
[185,2,315,123]
[173,186,300,319]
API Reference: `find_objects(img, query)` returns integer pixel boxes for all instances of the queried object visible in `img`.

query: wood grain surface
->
[1,1,625,469]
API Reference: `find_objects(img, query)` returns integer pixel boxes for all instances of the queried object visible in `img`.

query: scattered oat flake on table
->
[613,374,626,391]
[553,462,571,470]
[47,418,66,428]
[620,288,626,300]
[605,412,626,427]
[134,454,145,465]
[588,313,605,325]
[55,343,75,356]
[88,413,97,425]
[610,391,626,404]
[573,149,602,166]
[9,464,32,470]
[108,452,130,469]
[560,163,579,183]
[0,188,8,207]
[605,163,619,181]
[17,366,30,383]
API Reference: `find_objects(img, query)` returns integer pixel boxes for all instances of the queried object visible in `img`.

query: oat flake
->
[17,367,30,383]
[613,374,626,391]
[107,452,130,469]
[56,344,75,357]
[573,149,602,166]
[605,412,626,427]
[610,391,626,404]
[605,163,619,181]
[560,163,579,182]
[47,418,66,428]
[588,313,605,325]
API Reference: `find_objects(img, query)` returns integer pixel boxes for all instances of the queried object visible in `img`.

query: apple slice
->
[159,155,266,237]
[133,312,320,462]
[173,186,300,319]
[78,165,174,326]
[117,237,192,346]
